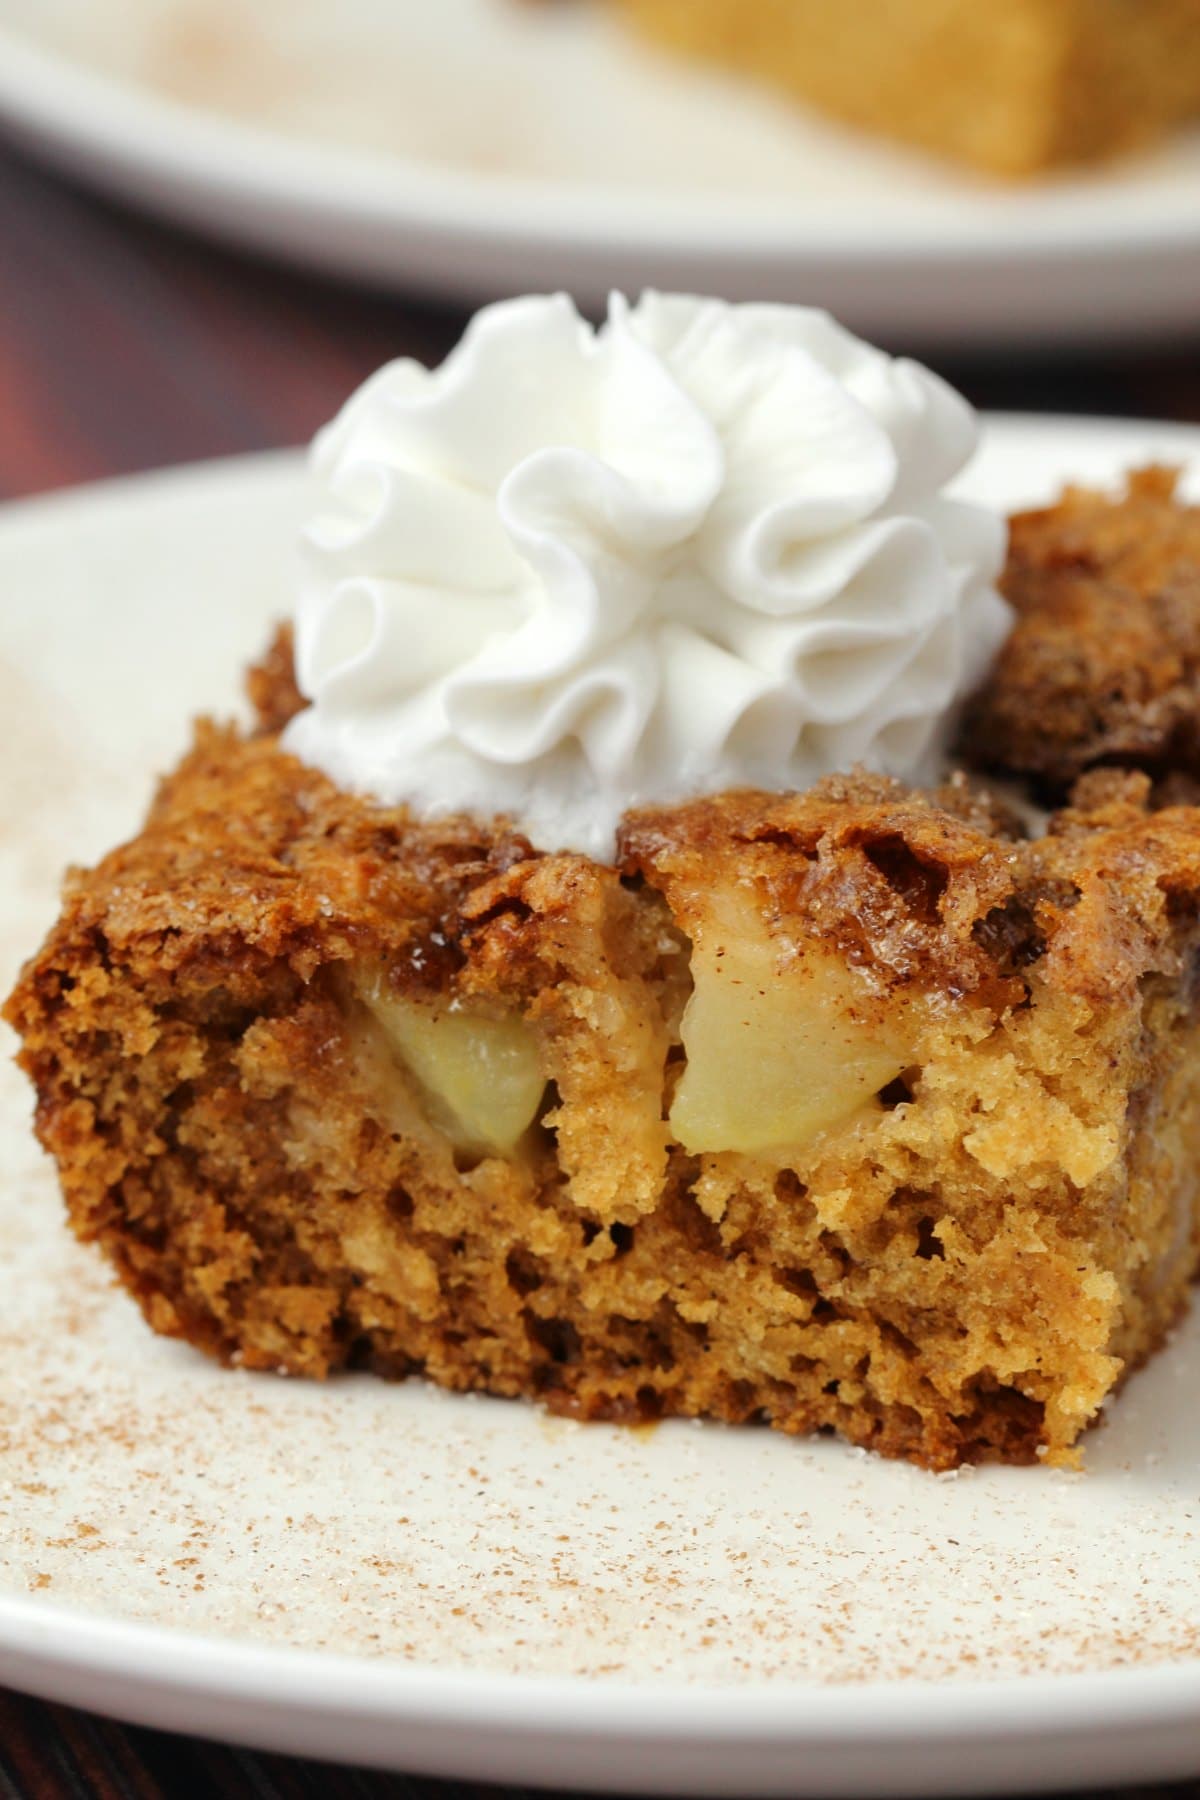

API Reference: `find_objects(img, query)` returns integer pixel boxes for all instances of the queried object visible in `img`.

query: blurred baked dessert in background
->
[601,0,1200,174]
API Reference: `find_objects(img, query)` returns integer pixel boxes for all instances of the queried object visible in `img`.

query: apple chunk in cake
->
[9,712,1200,1470]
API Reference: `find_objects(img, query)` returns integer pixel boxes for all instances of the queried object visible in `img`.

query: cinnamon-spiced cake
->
[8,295,1200,1469]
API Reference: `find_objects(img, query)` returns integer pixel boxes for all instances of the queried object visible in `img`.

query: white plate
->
[4,417,1200,1796]
[1,0,1200,347]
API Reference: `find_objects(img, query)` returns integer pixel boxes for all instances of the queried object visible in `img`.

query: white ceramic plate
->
[4,417,1200,1796]
[1,0,1200,347]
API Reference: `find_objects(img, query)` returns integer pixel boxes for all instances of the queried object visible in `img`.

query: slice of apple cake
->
[9,293,1200,1471]
[9,678,1200,1469]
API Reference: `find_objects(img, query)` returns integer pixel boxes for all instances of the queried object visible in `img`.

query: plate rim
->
[5,1586,1200,1738]
[1,21,1199,264]
[5,410,1200,525]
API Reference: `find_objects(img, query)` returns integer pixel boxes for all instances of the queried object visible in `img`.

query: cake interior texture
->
[611,0,1200,174]
[9,475,1200,1471]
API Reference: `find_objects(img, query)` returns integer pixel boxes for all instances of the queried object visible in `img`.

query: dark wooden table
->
[2,135,1199,1800]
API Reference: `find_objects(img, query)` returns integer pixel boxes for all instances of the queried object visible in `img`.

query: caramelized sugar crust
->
[969,469,1200,790]
[10,704,1200,1469]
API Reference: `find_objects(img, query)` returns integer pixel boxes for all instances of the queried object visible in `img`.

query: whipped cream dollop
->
[285,292,1011,860]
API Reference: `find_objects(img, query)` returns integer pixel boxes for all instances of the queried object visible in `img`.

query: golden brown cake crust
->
[968,469,1200,790]
[626,768,1200,1012]
[245,620,303,736]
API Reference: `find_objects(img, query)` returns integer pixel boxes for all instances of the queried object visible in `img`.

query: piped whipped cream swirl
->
[286,292,1011,860]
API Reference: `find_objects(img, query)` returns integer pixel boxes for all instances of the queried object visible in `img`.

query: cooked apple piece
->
[355,976,546,1156]
[670,899,916,1155]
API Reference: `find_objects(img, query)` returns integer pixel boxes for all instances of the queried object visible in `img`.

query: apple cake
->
[607,0,1200,175]
[8,608,1200,1469]
[8,294,1200,1471]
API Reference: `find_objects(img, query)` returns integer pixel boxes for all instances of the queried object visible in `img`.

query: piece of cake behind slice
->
[970,469,1200,789]
[609,0,1200,175]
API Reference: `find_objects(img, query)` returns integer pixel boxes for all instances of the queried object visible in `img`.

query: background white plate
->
[3,417,1200,1795]
[1,0,1199,347]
